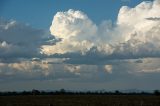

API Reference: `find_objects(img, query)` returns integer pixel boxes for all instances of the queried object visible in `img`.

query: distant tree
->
[154,90,160,96]
[115,90,120,94]
[60,89,66,94]
[32,89,40,95]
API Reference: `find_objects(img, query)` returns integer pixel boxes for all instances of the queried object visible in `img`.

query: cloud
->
[2,0,160,84]
[140,67,160,73]
[0,60,52,78]
[64,64,81,75]
[0,18,57,81]
[41,40,94,55]
[145,17,160,21]
[42,10,116,56]
[50,9,97,40]
[104,65,113,74]
[123,58,160,74]
[41,0,160,63]
[41,9,98,55]
[0,18,55,58]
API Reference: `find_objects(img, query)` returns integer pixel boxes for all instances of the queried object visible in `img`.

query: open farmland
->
[0,95,160,106]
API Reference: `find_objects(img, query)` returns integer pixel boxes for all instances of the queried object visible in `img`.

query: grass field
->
[0,95,160,106]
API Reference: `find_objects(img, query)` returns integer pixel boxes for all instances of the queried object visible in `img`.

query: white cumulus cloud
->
[42,0,160,62]
[104,65,113,74]
[50,9,97,40]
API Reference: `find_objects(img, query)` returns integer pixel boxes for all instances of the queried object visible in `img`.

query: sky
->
[0,0,160,91]
[0,0,146,28]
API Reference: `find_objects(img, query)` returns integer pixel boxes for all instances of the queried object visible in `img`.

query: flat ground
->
[0,95,160,106]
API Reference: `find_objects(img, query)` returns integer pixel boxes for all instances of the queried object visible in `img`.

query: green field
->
[0,95,160,106]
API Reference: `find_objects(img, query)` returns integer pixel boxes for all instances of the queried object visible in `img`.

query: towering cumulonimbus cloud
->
[115,0,160,57]
[42,9,98,55]
[50,9,97,40]
[117,0,160,41]
[42,0,160,59]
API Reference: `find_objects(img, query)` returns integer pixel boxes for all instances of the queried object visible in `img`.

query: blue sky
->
[0,0,147,29]
[0,0,160,91]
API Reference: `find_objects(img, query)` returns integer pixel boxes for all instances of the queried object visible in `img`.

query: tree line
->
[0,89,160,96]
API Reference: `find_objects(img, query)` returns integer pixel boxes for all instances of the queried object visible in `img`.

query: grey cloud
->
[134,59,143,63]
[0,19,55,59]
[145,17,160,21]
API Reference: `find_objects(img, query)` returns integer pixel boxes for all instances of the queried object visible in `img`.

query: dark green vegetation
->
[0,95,160,106]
